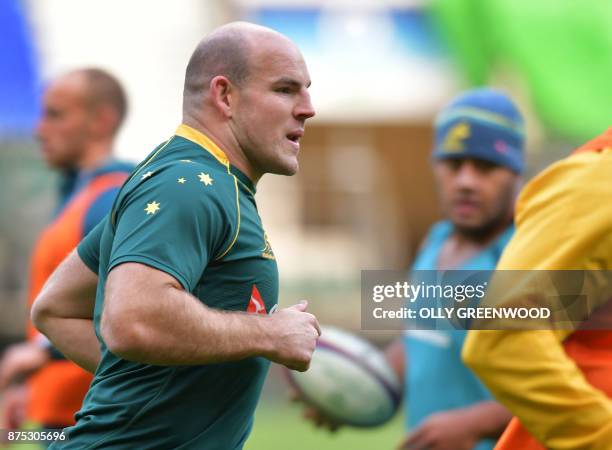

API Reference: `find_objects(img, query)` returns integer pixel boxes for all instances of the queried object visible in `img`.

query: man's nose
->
[35,118,47,141]
[454,162,480,188]
[295,92,315,121]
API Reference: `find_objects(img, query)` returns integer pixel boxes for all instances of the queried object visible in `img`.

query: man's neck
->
[76,141,113,171]
[436,218,512,270]
[182,116,261,185]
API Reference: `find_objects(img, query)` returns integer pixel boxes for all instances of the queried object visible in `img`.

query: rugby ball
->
[284,326,401,427]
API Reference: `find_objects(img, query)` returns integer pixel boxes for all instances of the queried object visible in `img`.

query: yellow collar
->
[175,124,229,167]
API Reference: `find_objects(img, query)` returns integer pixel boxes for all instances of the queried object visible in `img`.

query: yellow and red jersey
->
[463,128,612,450]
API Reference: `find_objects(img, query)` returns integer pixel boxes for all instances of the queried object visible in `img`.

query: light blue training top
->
[403,220,514,450]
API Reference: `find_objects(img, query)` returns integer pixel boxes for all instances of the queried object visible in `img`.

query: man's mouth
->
[453,199,480,214]
[286,130,304,145]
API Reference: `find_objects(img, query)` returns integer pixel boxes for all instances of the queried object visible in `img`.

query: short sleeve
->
[82,187,121,235]
[108,166,230,292]
[77,218,106,275]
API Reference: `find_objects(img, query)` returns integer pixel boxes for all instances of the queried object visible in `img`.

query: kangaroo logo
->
[247,285,267,315]
[443,122,471,153]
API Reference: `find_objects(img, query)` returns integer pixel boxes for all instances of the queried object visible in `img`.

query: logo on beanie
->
[494,139,508,154]
[443,122,470,152]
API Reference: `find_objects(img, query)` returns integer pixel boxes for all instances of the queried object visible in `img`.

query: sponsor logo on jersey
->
[247,284,267,315]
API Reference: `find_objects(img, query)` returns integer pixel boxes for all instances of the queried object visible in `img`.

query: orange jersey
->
[27,166,130,426]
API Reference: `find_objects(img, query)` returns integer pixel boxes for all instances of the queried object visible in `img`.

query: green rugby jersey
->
[55,125,279,449]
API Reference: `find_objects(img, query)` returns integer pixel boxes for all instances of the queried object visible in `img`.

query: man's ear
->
[209,76,234,119]
[513,176,524,198]
[89,104,119,138]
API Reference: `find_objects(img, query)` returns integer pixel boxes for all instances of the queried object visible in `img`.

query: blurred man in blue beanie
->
[388,88,525,449]
[297,88,525,450]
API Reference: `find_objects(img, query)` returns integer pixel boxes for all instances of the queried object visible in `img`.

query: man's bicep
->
[102,262,185,346]
[106,262,184,311]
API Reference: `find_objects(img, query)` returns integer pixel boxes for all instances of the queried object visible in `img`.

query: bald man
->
[0,68,133,439]
[32,22,319,449]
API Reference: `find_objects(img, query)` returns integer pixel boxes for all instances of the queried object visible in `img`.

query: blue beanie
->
[432,88,525,174]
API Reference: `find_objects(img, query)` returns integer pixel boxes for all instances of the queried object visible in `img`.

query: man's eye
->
[46,110,62,119]
[444,159,461,171]
[275,87,292,94]
[474,160,495,171]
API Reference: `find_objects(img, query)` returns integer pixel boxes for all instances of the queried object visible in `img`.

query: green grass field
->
[2,406,403,450]
[246,391,404,450]
[1,402,403,450]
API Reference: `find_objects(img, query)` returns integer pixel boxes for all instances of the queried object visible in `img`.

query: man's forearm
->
[463,330,612,448]
[461,401,512,439]
[384,337,405,382]
[40,318,100,373]
[31,250,100,372]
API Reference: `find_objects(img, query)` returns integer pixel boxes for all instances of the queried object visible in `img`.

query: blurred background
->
[1,0,611,448]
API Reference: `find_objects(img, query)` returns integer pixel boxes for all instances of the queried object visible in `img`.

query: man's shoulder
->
[411,221,451,269]
[516,149,612,224]
[115,160,238,223]
[145,159,236,196]
[95,160,135,176]
[525,149,612,194]
[83,160,134,186]
[422,221,453,247]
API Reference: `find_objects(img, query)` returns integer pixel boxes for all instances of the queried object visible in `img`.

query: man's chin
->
[40,150,71,170]
[274,168,298,177]
[453,219,503,240]
[452,216,484,231]
[268,159,299,176]
[41,157,63,170]
[451,215,480,228]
